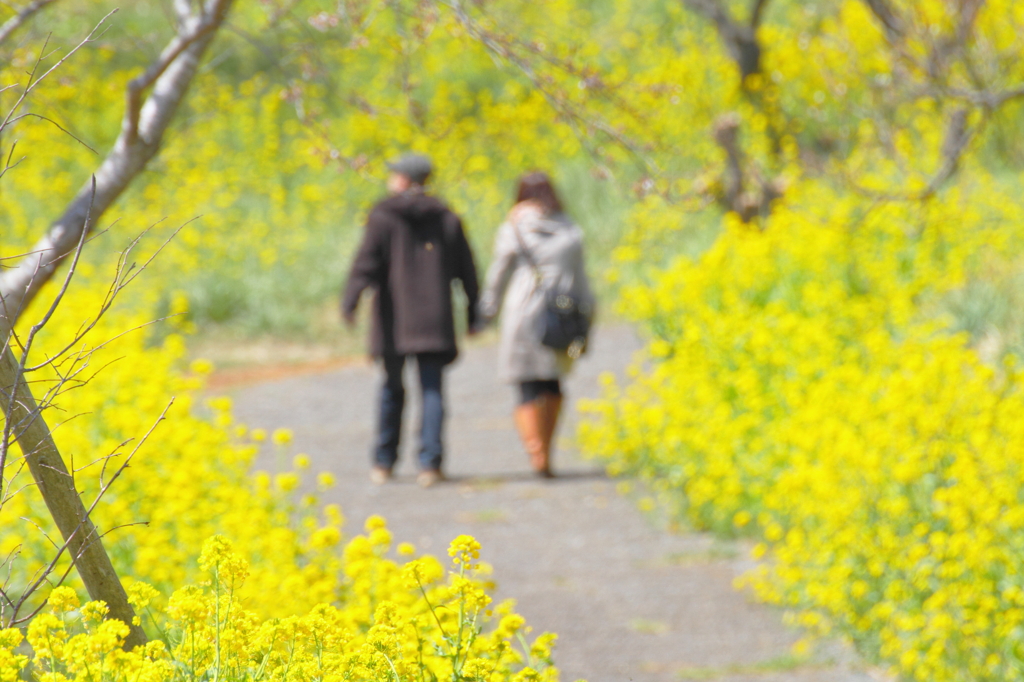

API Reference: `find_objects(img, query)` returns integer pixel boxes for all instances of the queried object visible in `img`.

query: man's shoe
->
[417,469,443,488]
[370,466,392,485]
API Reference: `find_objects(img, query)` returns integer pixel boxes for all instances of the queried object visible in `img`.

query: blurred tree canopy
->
[3,0,1024,332]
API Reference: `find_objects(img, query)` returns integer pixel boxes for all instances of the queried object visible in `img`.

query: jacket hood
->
[516,206,572,236]
[379,190,449,224]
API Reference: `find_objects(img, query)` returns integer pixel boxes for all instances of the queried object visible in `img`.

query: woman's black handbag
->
[538,289,591,358]
[512,220,591,358]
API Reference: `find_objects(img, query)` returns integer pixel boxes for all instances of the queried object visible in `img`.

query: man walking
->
[342,153,480,487]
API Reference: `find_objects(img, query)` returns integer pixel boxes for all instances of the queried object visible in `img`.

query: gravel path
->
[229,326,878,682]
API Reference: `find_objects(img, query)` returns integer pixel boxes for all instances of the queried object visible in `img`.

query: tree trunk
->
[0,324,146,648]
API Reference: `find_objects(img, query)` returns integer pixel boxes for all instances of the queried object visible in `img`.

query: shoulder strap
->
[510,217,543,282]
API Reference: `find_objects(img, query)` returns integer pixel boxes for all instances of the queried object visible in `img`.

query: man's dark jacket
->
[342,190,479,363]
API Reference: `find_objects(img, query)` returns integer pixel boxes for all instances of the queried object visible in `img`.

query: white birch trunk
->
[0,0,234,326]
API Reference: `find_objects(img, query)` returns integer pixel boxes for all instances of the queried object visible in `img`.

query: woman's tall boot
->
[537,394,562,477]
[513,400,549,476]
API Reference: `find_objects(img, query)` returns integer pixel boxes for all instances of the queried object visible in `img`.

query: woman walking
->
[479,172,595,477]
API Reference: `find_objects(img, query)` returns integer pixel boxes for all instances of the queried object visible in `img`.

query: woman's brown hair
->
[514,172,564,215]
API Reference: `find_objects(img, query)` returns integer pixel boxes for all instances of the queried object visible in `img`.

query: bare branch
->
[22,178,95,352]
[88,400,173,511]
[0,0,60,48]
[0,181,93,491]
[0,185,90,488]
[21,220,191,375]
[7,525,79,625]
[0,140,25,182]
[920,107,975,199]
[945,85,1024,109]
[840,109,982,202]
[124,9,227,143]
[6,516,148,628]
[7,112,98,153]
[750,0,769,28]
[0,11,116,138]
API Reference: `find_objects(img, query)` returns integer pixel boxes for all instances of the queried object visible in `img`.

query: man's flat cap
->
[386,153,433,184]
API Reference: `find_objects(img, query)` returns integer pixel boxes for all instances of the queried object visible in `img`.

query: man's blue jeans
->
[374,353,446,472]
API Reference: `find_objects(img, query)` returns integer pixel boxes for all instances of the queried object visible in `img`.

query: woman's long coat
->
[479,206,595,383]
